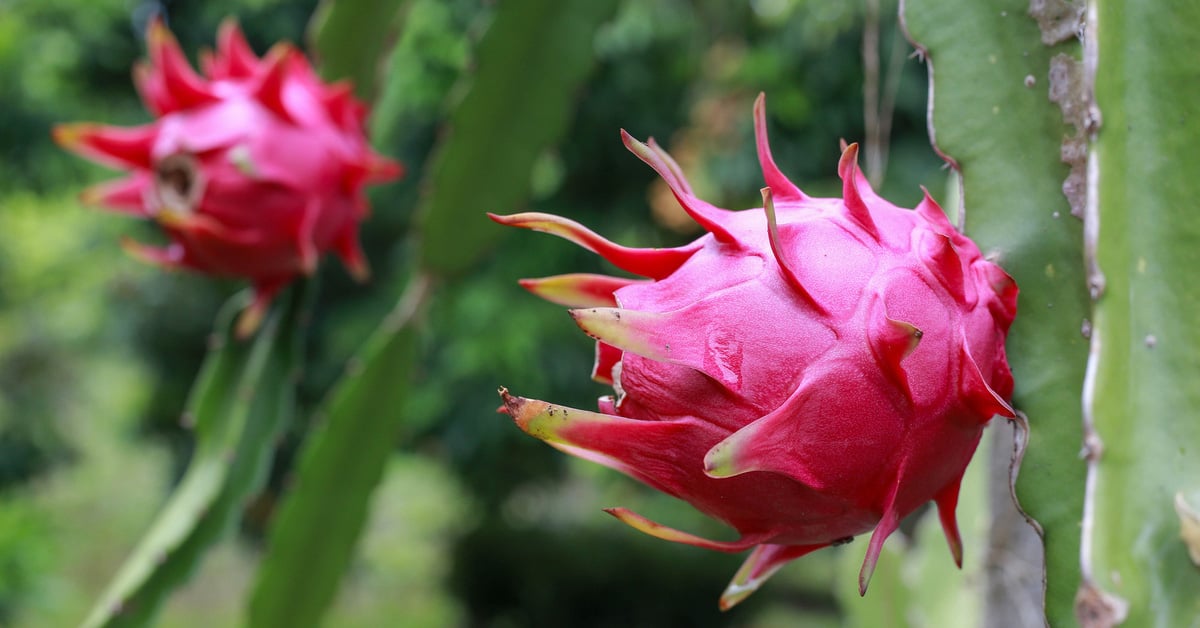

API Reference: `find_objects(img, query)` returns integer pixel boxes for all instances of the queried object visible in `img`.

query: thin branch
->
[862,0,883,187]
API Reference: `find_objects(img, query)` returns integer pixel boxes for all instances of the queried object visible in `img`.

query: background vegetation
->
[0,0,1015,625]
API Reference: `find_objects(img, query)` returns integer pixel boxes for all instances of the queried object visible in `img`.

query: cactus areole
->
[54,19,401,334]
[492,95,1017,609]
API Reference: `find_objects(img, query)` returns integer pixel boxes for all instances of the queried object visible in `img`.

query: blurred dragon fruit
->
[492,95,1017,609]
[54,19,401,334]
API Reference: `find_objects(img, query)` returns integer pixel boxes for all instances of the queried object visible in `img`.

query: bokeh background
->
[0,0,957,625]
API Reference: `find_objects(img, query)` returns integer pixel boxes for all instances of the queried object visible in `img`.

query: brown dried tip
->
[234,304,266,340]
[497,387,513,415]
[1074,580,1128,627]
[1175,492,1200,566]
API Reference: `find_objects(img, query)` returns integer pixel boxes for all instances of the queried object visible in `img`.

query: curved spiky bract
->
[761,187,826,314]
[53,18,401,334]
[495,94,1017,608]
[603,507,767,553]
[621,130,737,243]
[518,273,646,308]
[753,93,806,202]
[486,212,699,280]
[720,543,826,611]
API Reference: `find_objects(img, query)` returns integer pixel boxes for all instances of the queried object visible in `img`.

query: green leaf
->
[1081,1,1200,624]
[900,2,1089,624]
[307,0,412,101]
[247,276,432,628]
[82,283,311,628]
[416,0,618,276]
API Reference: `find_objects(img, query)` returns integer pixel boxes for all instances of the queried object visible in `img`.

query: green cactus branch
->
[247,273,433,628]
[1078,0,1200,624]
[900,0,1090,624]
[416,0,618,276]
[246,0,616,624]
[81,282,311,628]
[307,0,412,101]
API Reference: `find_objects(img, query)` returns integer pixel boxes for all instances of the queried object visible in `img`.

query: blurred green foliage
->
[0,0,951,624]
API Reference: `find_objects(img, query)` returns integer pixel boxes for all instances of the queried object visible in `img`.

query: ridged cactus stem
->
[900,0,1091,623]
[1076,0,1200,625]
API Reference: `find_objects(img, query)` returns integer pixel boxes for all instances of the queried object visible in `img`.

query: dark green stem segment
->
[900,0,1089,624]
[246,274,432,628]
[82,281,313,628]
[415,0,618,276]
[307,0,412,101]
[245,1,616,624]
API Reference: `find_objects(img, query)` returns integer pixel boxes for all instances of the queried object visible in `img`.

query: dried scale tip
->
[517,274,646,308]
[53,17,402,335]
[492,93,1017,608]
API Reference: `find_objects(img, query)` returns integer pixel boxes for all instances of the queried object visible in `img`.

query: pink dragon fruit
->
[492,94,1017,609]
[53,19,401,334]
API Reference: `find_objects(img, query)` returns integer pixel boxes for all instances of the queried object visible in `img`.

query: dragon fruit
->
[53,19,401,334]
[492,94,1017,609]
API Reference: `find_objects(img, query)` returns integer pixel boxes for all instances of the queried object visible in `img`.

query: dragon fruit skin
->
[53,19,401,334]
[493,94,1017,609]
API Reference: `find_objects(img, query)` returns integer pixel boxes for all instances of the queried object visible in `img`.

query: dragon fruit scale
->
[492,94,1017,609]
[53,19,401,335]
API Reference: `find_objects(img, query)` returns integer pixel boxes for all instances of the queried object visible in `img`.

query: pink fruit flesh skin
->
[494,93,1016,609]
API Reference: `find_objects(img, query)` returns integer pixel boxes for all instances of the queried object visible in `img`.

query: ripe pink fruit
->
[492,94,1017,609]
[54,19,401,334]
